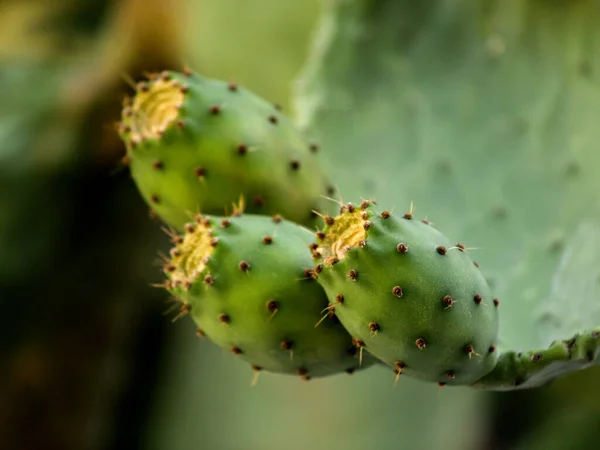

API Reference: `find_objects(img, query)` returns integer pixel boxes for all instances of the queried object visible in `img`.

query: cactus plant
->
[161,212,373,379]
[295,0,600,391]
[312,199,499,386]
[130,0,600,449]
[118,70,333,230]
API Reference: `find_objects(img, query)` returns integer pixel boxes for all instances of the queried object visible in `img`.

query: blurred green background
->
[2,1,599,450]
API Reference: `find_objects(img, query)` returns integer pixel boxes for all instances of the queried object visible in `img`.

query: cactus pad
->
[163,213,372,379]
[312,200,499,386]
[118,70,333,230]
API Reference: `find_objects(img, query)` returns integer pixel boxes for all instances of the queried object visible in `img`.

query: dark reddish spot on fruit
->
[363,221,371,230]
[177,119,185,129]
[290,159,301,170]
[380,210,391,219]
[310,143,319,153]
[397,243,408,253]
[348,270,358,281]
[531,352,542,362]
[403,212,413,220]
[210,105,221,115]
[316,231,326,240]
[266,300,278,312]
[204,274,214,285]
[304,268,315,279]
[252,365,262,372]
[456,242,465,251]
[262,235,273,245]
[228,82,238,92]
[436,245,447,255]
[138,82,149,92]
[369,322,380,332]
[151,194,160,204]
[438,382,447,388]
[120,155,132,166]
[324,215,335,226]
[464,344,474,355]
[315,264,323,274]
[361,211,368,220]
[194,166,206,177]
[210,237,219,247]
[237,144,248,155]
[327,256,339,265]
[252,195,265,207]
[493,298,500,307]
[335,293,344,304]
[392,286,403,297]
[309,243,318,251]
[219,313,230,324]
[346,368,355,375]
[164,263,176,273]
[268,115,278,124]
[442,295,454,308]
[231,347,242,355]
[281,340,293,350]
[488,345,496,353]
[152,160,163,170]
[297,368,308,376]
[358,239,367,248]
[347,203,356,213]
[416,338,427,350]
[445,370,456,379]
[473,294,483,305]
[196,328,205,338]
[239,261,250,272]
[185,223,196,233]
[179,84,190,94]
[221,219,231,228]
[327,186,336,195]
[272,215,282,223]
[395,361,406,370]
[421,219,430,225]
[353,338,365,348]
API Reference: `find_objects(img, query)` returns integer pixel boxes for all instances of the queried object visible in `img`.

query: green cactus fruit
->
[117,69,333,230]
[161,212,373,380]
[311,199,500,386]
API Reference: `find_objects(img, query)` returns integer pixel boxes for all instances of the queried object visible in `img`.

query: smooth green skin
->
[315,204,499,385]
[168,214,374,378]
[296,0,600,389]
[121,70,332,230]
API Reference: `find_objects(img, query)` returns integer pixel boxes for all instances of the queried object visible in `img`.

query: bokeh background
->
[2,1,600,450]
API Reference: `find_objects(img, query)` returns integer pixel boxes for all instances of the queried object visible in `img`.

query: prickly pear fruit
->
[118,69,333,230]
[162,213,373,379]
[311,200,500,386]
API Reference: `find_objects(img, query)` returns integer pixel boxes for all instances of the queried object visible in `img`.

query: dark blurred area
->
[0,1,183,449]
